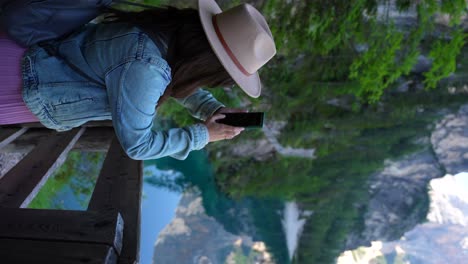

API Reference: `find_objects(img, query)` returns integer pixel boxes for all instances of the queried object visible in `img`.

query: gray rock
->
[153,189,273,264]
[153,190,238,264]
[431,104,468,174]
[395,80,412,93]
[346,104,468,250]
[411,55,432,74]
[345,150,444,249]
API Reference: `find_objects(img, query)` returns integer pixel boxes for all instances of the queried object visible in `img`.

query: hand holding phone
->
[215,112,265,128]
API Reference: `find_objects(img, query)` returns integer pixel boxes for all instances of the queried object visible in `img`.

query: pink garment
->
[0,31,39,125]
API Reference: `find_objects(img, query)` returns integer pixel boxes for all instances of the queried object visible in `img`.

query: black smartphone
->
[216,112,265,128]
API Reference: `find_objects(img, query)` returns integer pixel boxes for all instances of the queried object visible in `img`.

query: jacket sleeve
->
[175,88,225,121]
[105,59,209,160]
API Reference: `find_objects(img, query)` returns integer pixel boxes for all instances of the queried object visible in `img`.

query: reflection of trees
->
[213,87,468,262]
[134,1,467,263]
[148,1,467,262]
[144,152,290,264]
[28,151,104,210]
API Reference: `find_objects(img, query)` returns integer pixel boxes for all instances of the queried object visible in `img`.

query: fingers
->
[210,114,226,122]
[205,115,245,142]
[216,123,243,133]
[222,124,244,133]
[213,124,244,141]
[223,126,244,140]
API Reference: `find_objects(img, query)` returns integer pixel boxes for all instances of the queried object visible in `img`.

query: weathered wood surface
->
[1,120,113,128]
[0,127,114,153]
[0,126,143,263]
[88,136,143,264]
[0,127,28,150]
[0,208,123,254]
[0,238,118,264]
[0,127,85,208]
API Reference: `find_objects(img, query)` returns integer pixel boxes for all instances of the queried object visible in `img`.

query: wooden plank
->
[0,127,28,149]
[0,208,123,254]
[2,120,113,128]
[0,127,114,154]
[0,127,85,208]
[88,136,143,264]
[74,127,114,151]
[0,238,117,264]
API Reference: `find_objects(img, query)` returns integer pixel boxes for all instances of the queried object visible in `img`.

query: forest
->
[151,0,467,261]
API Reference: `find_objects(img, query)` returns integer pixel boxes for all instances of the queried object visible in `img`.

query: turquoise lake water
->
[29,150,288,264]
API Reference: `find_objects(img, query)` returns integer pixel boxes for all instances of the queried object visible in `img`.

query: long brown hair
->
[104,6,235,105]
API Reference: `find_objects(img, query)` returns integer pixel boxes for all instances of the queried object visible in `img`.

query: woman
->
[0,0,276,160]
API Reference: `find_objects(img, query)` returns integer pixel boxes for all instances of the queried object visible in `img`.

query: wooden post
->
[0,238,118,264]
[0,208,123,254]
[0,126,143,263]
[88,136,143,264]
[0,127,85,208]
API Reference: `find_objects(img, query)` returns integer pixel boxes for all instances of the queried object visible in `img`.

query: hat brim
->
[199,0,261,98]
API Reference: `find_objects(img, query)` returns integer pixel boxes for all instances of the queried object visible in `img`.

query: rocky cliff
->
[343,104,468,254]
[338,172,468,264]
[152,189,275,264]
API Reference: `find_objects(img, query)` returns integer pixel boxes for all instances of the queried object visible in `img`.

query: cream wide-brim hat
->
[198,0,276,98]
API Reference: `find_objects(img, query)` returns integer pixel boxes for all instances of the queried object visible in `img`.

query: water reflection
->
[150,0,468,262]
[144,104,468,263]
[282,202,311,260]
[28,151,103,210]
[140,167,180,264]
[144,151,288,263]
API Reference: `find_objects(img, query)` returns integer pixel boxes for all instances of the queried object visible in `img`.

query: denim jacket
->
[21,23,224,160]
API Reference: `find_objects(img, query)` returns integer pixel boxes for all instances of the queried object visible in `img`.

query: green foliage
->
[262,0,375,56]
[229,248,249,264]
[156,99,196,127]
[28,152,104,210]
[261,0,467,105]
[440,0,467,25]
[142,0,165,5]
[226,246,268,264]
[424,29,467,89]
[156,87,245,127]
[307,0,373,55]
[349,23,420,102]
[118,0,467,106]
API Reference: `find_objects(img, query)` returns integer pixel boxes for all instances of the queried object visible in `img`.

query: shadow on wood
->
[0,126,143,264]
